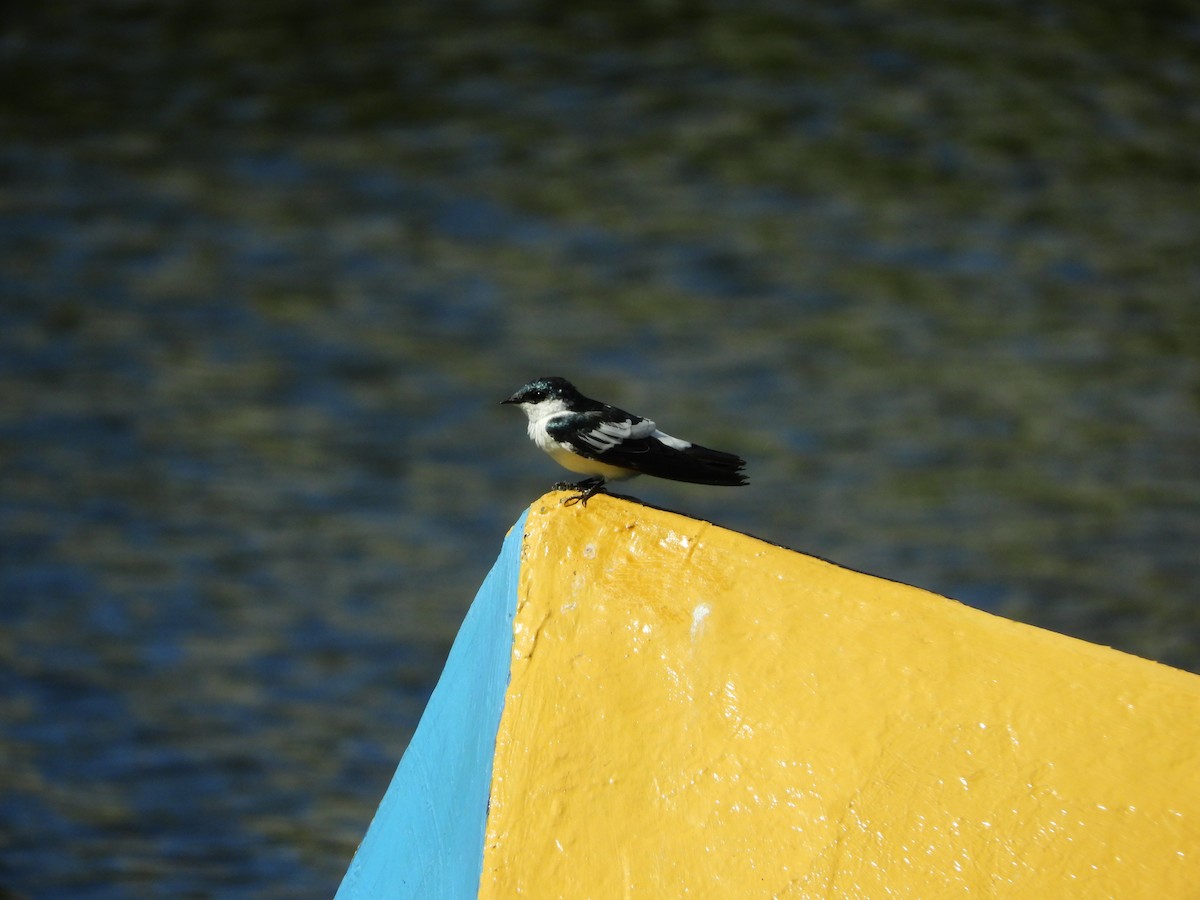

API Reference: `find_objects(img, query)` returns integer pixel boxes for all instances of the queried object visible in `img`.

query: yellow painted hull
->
[482,493,1200,898]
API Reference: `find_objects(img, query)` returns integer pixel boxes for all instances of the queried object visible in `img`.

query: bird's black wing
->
[545,408,655,459]
[546,409,747,486]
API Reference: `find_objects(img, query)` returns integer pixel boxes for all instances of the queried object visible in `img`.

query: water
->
[2,2,1198,895]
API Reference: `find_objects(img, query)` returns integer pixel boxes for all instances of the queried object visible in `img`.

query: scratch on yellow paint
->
[480,493,1200,898]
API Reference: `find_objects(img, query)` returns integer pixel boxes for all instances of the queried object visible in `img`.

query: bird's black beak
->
[501,394,520,405]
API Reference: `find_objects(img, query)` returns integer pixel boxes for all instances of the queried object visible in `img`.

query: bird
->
[502,376,748,506]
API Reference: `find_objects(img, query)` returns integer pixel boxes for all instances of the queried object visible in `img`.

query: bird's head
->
[502,376,583,421]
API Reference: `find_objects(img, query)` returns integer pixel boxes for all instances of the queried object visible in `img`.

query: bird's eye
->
[528,389,546,401]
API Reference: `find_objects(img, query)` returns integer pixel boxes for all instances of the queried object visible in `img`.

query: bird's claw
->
[558,478,606,507]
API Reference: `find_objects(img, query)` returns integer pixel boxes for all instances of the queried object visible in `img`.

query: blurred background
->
[2,0,1198,895]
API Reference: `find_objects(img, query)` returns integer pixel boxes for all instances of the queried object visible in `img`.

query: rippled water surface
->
[3,2,1198,895]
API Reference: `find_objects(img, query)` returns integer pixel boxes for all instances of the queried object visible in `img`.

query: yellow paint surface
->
[480,494,1200,898]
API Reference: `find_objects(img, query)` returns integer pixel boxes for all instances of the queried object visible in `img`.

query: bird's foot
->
[559,478,607,507]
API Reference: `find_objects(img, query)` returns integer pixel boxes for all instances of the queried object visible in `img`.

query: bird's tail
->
[678,443,748,486]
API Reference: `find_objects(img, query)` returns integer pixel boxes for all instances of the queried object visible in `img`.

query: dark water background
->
[2,1,1198,896]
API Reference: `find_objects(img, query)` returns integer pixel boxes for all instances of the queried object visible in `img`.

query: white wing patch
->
[579,417,657,452]
[651,429,692,451]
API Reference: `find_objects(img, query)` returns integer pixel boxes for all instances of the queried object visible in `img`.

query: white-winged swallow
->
[503,376,748,505]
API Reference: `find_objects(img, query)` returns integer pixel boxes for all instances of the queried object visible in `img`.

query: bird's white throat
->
[516,397,572,438]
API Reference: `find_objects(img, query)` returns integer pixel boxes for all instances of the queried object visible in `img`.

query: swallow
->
[502,376,748,505]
